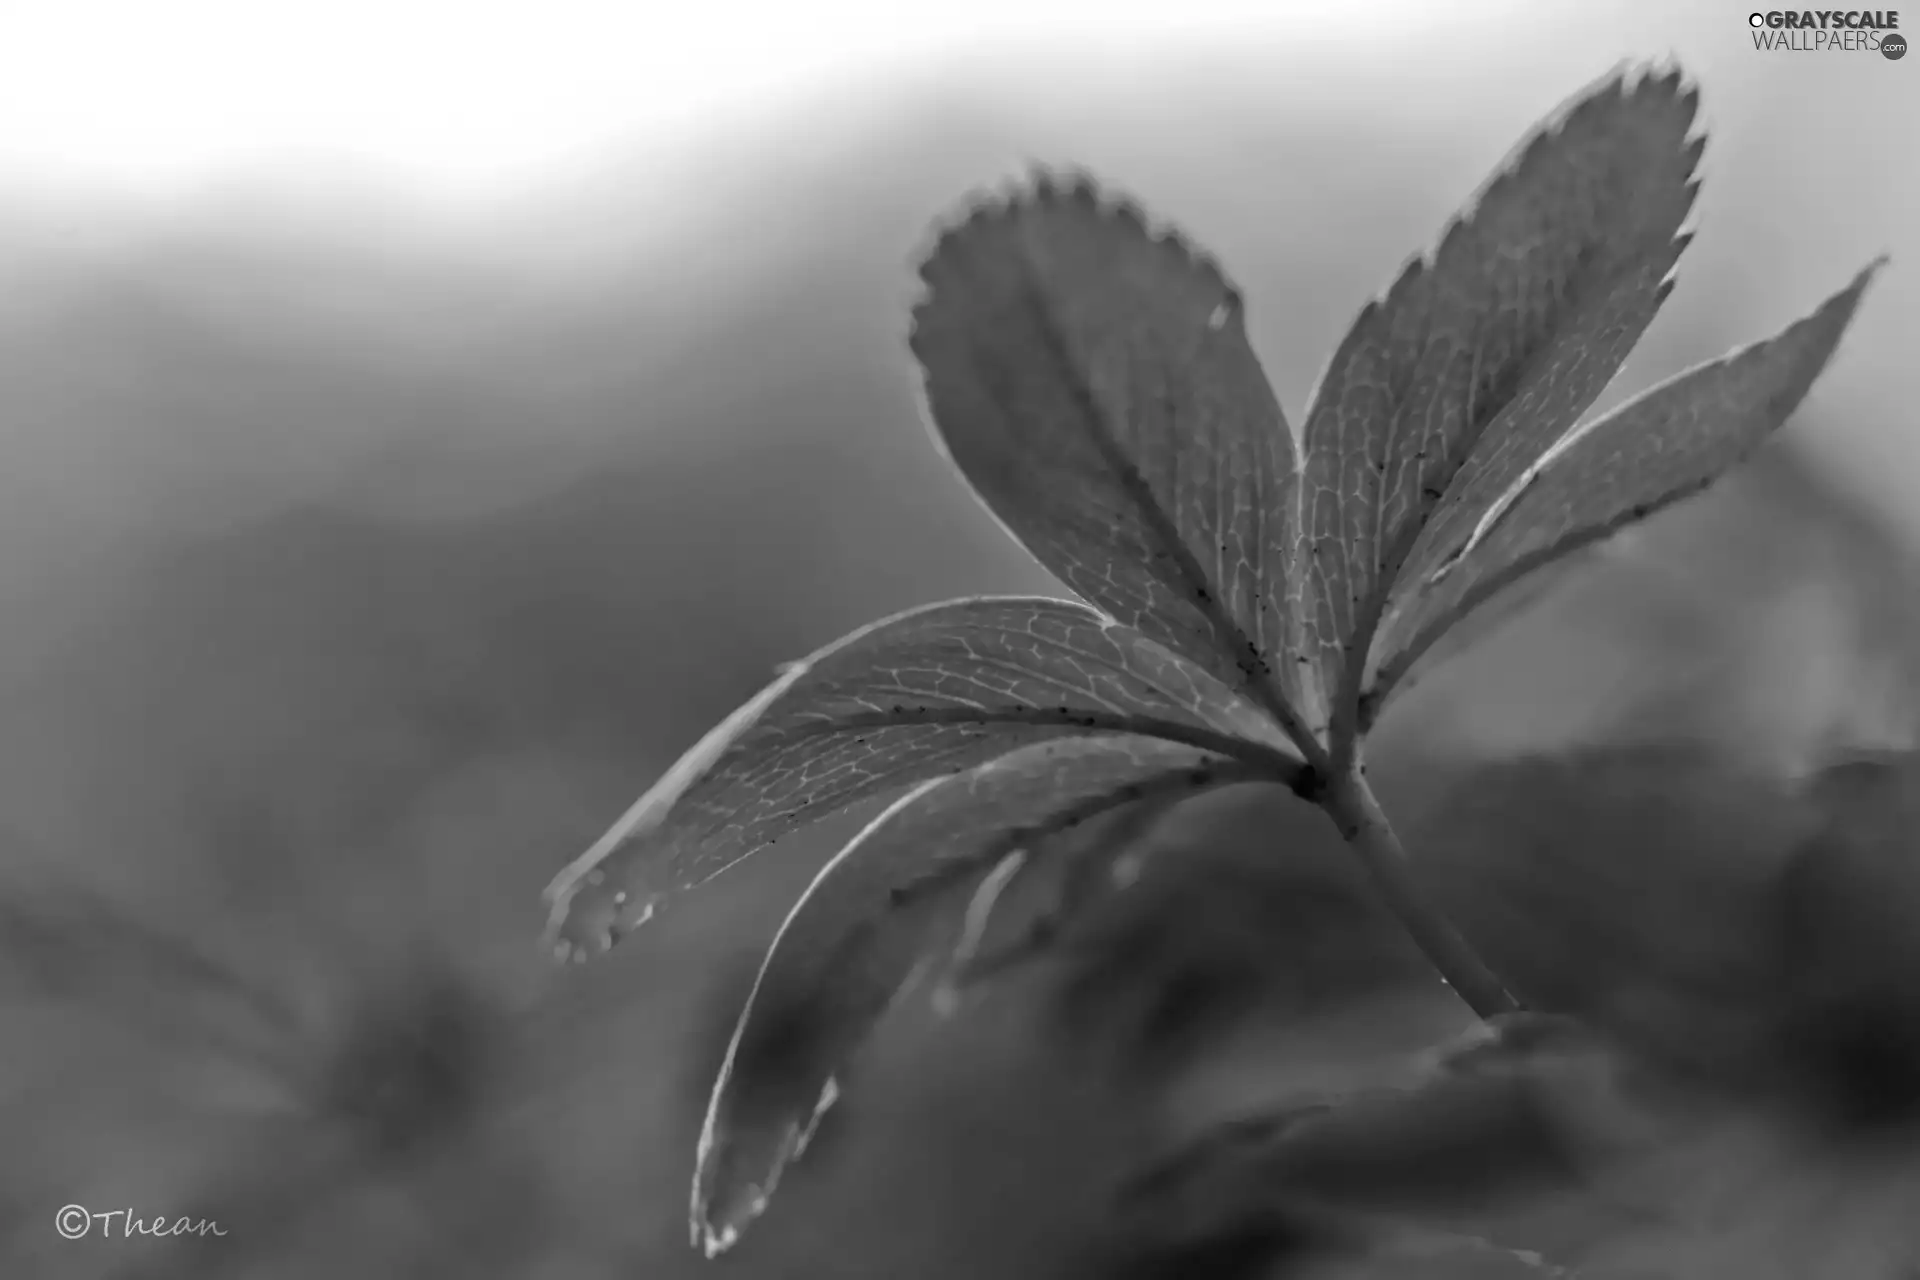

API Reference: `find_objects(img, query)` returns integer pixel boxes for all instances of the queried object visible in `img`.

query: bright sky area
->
[0,0,1912,541]
[0,0,1510,197]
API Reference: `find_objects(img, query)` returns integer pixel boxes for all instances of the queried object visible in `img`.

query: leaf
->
[1287,63,1701,750]
[1371,257,1884,706]
[1112,1019,1640,1278]
[909,172,1315,752]
[938,785,1186,991]
[1369,540,1604,719]
[690,734,1263,1256]
[543,595,1297,961]
[0,872,301,1080]
[1778,747,1920,1139]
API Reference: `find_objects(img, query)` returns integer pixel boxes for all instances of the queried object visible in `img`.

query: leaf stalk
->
[1321,762,1521,1020]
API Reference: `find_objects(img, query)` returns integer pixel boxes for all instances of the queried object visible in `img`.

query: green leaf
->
[690,734,1264,1257]
[542,596,1296,961]
[1287,63,1700,751]
[1371,257,1885,708]
[909,173,1315,753]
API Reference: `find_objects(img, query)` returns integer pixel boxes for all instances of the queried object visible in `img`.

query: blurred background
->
[0,1,1914,1276]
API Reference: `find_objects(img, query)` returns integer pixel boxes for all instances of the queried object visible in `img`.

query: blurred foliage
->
[0,81,1915,1279]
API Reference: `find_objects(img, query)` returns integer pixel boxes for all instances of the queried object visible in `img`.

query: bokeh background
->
[0,1,1915,1276]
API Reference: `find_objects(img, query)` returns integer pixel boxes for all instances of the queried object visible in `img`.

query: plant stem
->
[1322,764,1520,1021]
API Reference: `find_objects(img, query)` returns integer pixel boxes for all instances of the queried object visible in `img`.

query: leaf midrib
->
[1344,229,1684,737]
[765,704,1303,782]
[1013,276,1321,763]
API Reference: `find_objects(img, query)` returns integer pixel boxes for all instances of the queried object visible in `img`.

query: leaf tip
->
[906,162,1245,348]
[690,1073,841,1258]
[696,1221,740,1260]
[1631,53,1689,93]
[1817,253,1889,330]
[692,1182,758,1260]
[540,867,659,965]
[1611,53,1698,108]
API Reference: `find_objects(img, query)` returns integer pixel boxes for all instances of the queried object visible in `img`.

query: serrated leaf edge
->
[907,165,1247,316]
[906,170,1326,763]
[1374,255,1888,704]
[1295,60,1703,758]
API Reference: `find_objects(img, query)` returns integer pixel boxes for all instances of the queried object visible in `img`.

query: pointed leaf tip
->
[1372,255,1885,705]
[1288,58,1703,751]
[910,169,1318,755]
[690,735,1273,1251]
